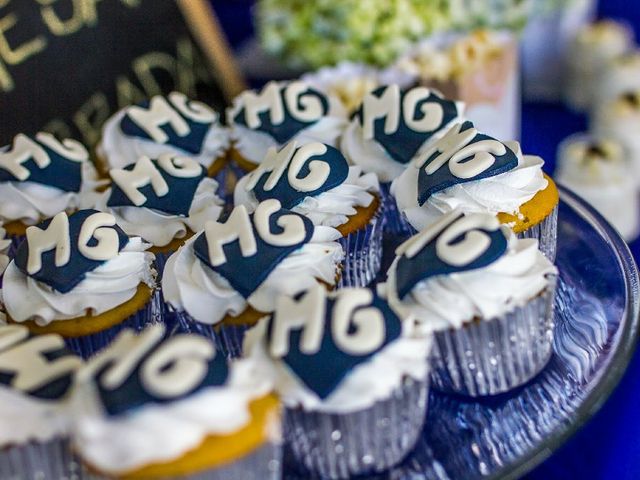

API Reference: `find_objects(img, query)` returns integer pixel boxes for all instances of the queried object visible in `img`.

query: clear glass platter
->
[286,186,640,479]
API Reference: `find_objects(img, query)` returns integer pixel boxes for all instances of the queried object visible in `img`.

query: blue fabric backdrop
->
[213,2,640,478]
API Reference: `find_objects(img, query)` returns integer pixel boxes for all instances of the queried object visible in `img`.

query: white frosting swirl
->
[556,134,639,240]
[71,357,276,475]
[243,318,430,414]
[0,161,106,226]
[234,166,379,229]
[97,108,230,171]
[3,238,156,326]
[340,105,463,184]
[227,82,348,166]
[386,232,557,333]
[392,142,548,231]
[94,178,225,248]
[163,230,344,325]
[0,387,72,447]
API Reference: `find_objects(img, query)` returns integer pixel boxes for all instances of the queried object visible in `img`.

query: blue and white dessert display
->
[0,325,83,480]
[226,81,347,173]
[162,200,344,357]
[556,133,639,241]
[392,120,558,260]
[0,132,104,240]
[95,153,225,270]
[243,283,430,479]
[70,324,281,479]
[97,91,230,175]
[2,209,157,358]
[386,210,558,396]
[235,140,381,287]
[341,84,464,234]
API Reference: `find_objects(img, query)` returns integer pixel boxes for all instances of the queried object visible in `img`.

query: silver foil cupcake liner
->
[338,205,383,288]
[516,204,558,262]
[81,441,282,480]
[65,295,161,359]
[171,310,250,359]
[379,182,414,237]
[429,277,557,397]
[284,376,429,479]
[0,437,80,480]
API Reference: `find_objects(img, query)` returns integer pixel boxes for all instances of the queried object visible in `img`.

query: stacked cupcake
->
[557,19,640,242]
[0,83,561,479]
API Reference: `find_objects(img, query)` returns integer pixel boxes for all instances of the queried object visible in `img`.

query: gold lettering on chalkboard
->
[132,52,177,99]
[116,75,146,109]
[42,118,73,139]
[73,91,110,146]
[0,12,47,91]
[176,36,210,97]
[38,0,89,37]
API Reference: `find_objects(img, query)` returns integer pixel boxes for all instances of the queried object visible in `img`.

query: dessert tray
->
[287,185,640,479]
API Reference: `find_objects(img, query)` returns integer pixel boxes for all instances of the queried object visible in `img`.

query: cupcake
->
[163,199,344,357]
[341,84,464,235]
[564,20,633,111]
[71,323,282,479]
[95,153,225,271]
[392,120,559,260]
[235,141,381,287]
[243,283,431,479]
[0,132,104,244]
[593,51,640,109]
[96,91,231,196]
[2,209,157,358]
[386,210,558,396]
[556,133,639,241]
[592,90,640,180]
[226,80,347,176]
[301,61,415,115]
[0,324,83,479]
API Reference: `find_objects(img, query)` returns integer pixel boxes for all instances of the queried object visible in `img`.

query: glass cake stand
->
[286,185,640,479]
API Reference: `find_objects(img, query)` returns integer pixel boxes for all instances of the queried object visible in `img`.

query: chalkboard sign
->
[0,0,245,148]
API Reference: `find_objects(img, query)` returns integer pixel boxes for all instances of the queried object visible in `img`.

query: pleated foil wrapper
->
[430,277,557,397]
[516,204,558,262]
[338,205,383,288]
[378,182,414,237]
[80,441,282,480]
[171,310,253,359]
[64,295,161,359]
[0,437,80,480]
[284,376,429,479]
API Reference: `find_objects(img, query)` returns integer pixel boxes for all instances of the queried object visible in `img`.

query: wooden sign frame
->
[177,0,247,101]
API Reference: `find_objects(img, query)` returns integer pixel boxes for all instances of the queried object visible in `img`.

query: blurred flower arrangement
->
[256,0,586,70]
[257,0,451,69]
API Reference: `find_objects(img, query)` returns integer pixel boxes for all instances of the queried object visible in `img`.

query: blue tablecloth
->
[214,2,640,478]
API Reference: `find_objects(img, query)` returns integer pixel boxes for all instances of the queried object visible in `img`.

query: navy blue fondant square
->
[233,86,328,144]
[96,334,229,416]
[395,224,508,299]
[14,210,129,294]
[0,336,77,401]
[251,144,349,209]
[417,121,519,205]
[0,140,83,192]
[193,208,314,298]
[269,294,402,399]
[354,86,461,165]
[120,100,212,154]
[107,159,206,216]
